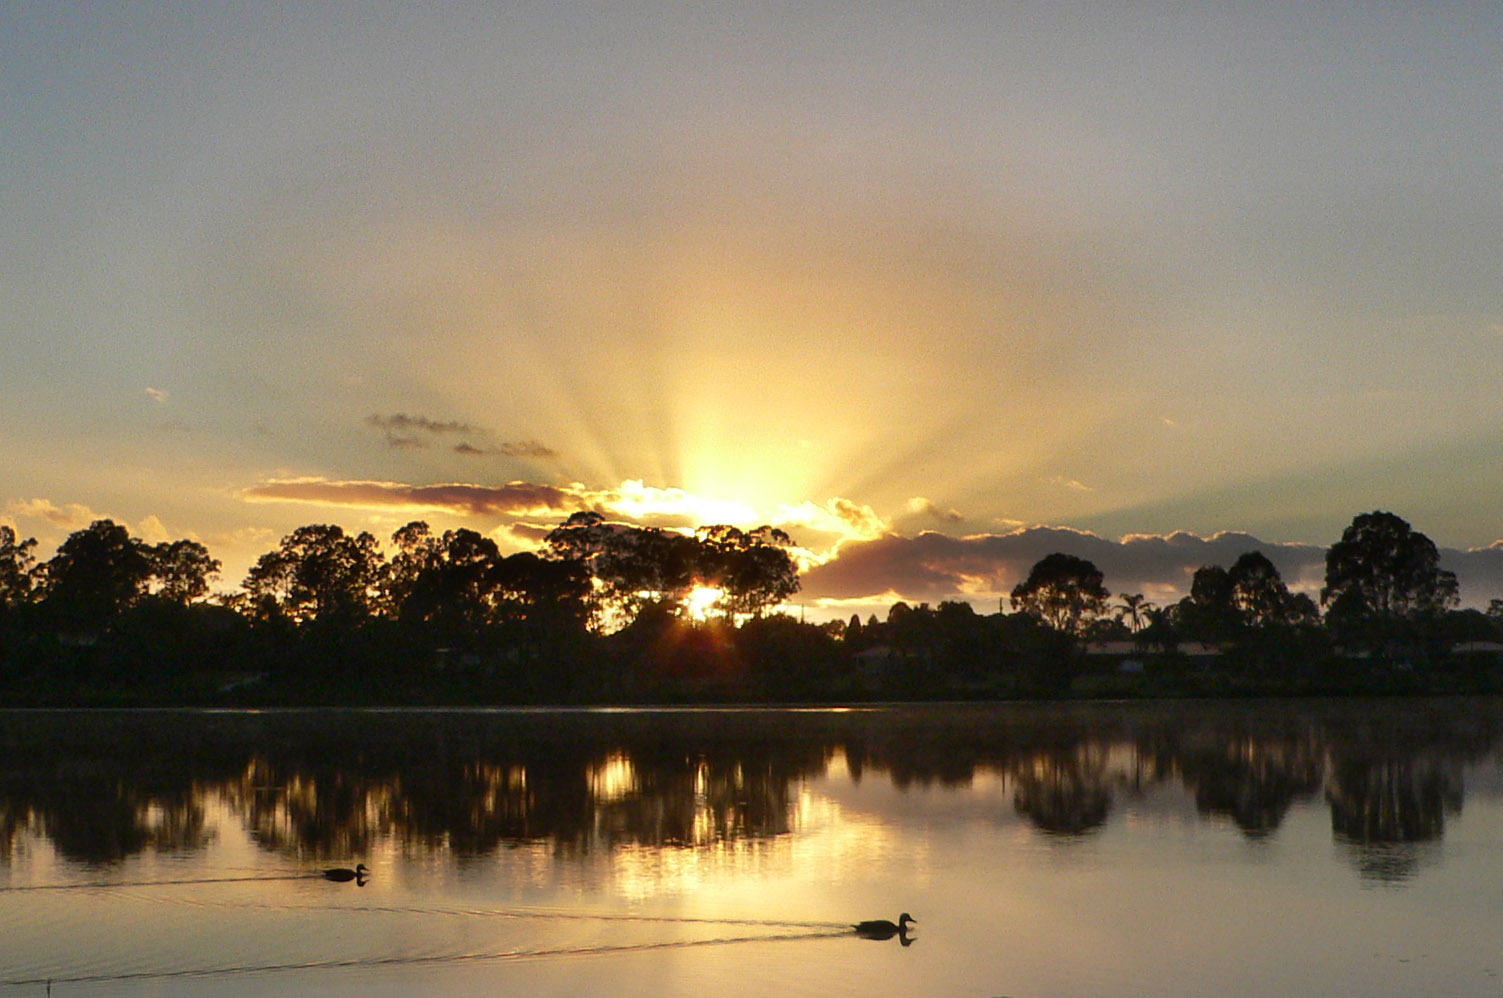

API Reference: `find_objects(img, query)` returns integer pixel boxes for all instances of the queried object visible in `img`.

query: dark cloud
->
[801,527,1330,606]
[366,413,473,435]
[803,526,1503,610]
[1441,544,1503,608]
[366,414,558,459]
[454,440,560,459]
[241,479,585,516]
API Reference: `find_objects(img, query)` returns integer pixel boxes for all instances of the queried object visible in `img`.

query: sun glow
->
[685,585,724,621]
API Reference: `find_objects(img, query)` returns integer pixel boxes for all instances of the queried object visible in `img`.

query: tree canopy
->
[40,519,155,626]
[243,524,384,623]
[542,515,800,625]
[1009,553,1110,635]
[0,525,37,609]
[1322,511,1458,621]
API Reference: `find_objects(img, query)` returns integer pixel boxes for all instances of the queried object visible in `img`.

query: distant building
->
[1085,640,1220,657]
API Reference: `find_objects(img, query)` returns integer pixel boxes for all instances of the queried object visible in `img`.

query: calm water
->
[2,700,1501,996]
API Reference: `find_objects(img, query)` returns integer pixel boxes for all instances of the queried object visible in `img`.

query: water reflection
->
[1011,746,1112,835]
[2,701,1500,883]
[1178,730,1325,838]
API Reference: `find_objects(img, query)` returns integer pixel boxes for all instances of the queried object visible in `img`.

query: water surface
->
[2,700,1501,995]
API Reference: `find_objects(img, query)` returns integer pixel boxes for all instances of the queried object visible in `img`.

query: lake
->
[2,700,1501,996]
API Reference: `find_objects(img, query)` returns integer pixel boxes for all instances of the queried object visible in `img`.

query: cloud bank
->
[801,527,1503,612]
[802,528,1327,607]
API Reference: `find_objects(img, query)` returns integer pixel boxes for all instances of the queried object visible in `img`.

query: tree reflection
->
[1010,748,1118,835]
[0,704,1498,880]
[225,758,382,861]
[1326,752,1463,882]
[1179,732,1324,838]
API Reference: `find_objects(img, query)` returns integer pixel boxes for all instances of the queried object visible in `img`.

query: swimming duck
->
[853,912,915,939]
[322,863,369,883]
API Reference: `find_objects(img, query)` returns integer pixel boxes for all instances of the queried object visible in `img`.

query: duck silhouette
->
[322,863,369,884]
[853,912,915,940]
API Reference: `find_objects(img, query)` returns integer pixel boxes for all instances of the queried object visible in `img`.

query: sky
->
[5,2,1503,619]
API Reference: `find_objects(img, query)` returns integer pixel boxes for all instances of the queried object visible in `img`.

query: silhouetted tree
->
[492,551,593,632]
[1115,593,1152,633]
[544,514,686,626]
[147,539,220,604]
[386,523,502,632]
[695,524,800,618]
[1139,605,1179,654]
[541,516,802,628]
[1284,592,1320,627]
[40,520,154,628]
[599,527,700,618]
[1323,512,1457,618]
[385,520,442,619]
[1009,553,1110,635]
[1228,551,1292,628]
[1322,512,1457,655]
[543,511,615,568]
[0,525,38,609]
[243,524,385,623]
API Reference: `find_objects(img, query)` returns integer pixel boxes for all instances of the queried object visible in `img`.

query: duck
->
[322,863,369,883]
[853,912,915,939]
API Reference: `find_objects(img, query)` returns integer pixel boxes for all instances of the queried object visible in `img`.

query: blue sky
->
[5,3,1503,616]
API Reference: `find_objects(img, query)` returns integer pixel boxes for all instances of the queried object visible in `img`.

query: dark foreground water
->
[2,700,1501,996]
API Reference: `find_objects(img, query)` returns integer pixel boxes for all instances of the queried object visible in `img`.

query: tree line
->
[0,512,799,630]
[1001,510,1463,655]
[0,511,807,702]
[1,509,1500,703]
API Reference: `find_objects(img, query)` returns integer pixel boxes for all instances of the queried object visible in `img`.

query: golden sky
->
[6,4,1503,616]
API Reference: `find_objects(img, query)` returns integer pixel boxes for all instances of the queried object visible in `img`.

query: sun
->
[685,585,724,621]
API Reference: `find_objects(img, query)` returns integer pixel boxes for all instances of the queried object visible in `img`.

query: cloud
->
[1440,544,1503,609]
[6,498,104,529]
[490,521,555,548]
[366,413,473,435]
[145,387,169,403]
[367,412,471,451]
[135,515,171,545]
[235,475,905,567]
[770,499,884,538]
[366,414,559,459]
[804,528,1503,613]
[906,497,963,523]
[827,498,889,538]
[455,440,560,459]
[240,478,585,517]
[499,440,559,459]
[800,526,1331,607]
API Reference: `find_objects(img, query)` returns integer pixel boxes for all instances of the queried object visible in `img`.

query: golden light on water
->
[587,753,638,803]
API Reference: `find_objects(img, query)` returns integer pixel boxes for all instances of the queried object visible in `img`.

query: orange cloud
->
[240,478,584,517]
[6,498,103,529]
